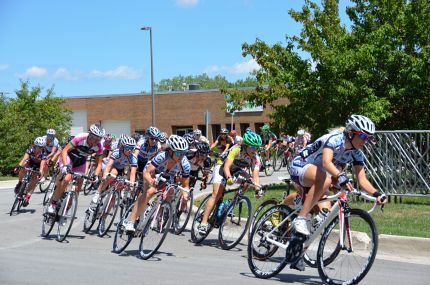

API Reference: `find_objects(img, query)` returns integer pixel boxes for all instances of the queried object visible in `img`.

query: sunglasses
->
[124,146,134,151]
[88,134,102,141]
[248,145,258,151]
[355,131,372,141]
[149,137,157,141]
[175,151,187,156]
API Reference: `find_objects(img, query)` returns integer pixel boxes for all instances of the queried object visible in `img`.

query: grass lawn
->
[197,185,430,238]
[0,175,16,181]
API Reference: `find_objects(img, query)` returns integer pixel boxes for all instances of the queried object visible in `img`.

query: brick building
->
[64,89,285,142]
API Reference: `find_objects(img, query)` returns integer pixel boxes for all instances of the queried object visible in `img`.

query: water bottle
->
[217,200,230,218]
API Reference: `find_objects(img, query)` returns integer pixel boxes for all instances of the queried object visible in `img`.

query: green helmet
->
[243,131,262,147]
[261,124,270,133]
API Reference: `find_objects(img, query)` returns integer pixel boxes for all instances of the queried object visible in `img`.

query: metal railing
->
[363,131,430,197]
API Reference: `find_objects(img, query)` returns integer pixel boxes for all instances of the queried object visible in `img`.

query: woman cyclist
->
[134,127,161,173]
[124,135,191,232]
[186,142,212,190]
[198,131,262,235]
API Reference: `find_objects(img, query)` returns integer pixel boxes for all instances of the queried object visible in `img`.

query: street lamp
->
[141,26,155,126]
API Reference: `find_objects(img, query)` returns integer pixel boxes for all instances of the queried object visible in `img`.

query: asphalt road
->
[1,174,429,285]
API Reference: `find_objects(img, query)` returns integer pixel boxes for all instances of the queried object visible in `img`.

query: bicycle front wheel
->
[138,201,172,260]
[190,194,214,244]
[248,199,278,237]
[317,208,378,285]
[41,204,55,238]
[173,190,194,235]
[247,205,292,279]
[83,168,94,195]
[263,157,275,176]
[98,189,120,237]
[56,191,78,242]
[219,196,252,250]
[112,203,134,254]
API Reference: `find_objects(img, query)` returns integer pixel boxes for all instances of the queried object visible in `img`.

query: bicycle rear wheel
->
[138,201,172,260]
[83,202,101,234]
[41,204,55,238]
[247,205,292,279]
[219,196,252,250]
[273,151,284,171]
[317,208,378,285]
[173,190,194,235]
[56,191,78,242]
[98,189,120,237]
[190,194,214,244]
[249,199,278,237]
[263,156,275,176]
[112,203,134,253]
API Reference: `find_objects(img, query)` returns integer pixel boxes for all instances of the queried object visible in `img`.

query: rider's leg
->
[200,181,225,226]
[126,183,156,231]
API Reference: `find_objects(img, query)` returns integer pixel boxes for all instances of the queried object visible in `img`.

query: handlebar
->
[106,173,136,186]
[326,186,386,214]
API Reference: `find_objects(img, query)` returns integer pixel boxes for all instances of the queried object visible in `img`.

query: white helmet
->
[167,135,188,151]
[89,124,105,138]
[235,135,243,143]
[193,129,202,136]
[46,129,56,136]
[34,136,46,147]
[121,136,136,147]
[297,129,305,136]
[345,115,375,135]
[159,132,168,144]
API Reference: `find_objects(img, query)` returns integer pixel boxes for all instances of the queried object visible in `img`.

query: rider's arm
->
[103,158,115,178]
[354,165,377,195]
[143,163,156,185]
[61,143,73,165]
[128,166,137,184]
[93,155,103,176]
[223,157,234,180]
[322,148,340,177]
[180,176,190,189]
[210,140,219,149]
[19,153,30,167]
[47,146,58,160]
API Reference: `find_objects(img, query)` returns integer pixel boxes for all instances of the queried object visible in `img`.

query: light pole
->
[141,26,155,126]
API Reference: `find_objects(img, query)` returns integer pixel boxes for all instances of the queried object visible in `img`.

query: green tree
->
[0,81,72,175]
[225,0,430,137]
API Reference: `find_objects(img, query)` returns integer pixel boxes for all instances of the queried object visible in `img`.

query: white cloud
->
[53,68,78,80]
[87,66,143,80]
[0,64,9,71]
[22,66,47,77]
[176,0,199,8]
[204,59,260,75]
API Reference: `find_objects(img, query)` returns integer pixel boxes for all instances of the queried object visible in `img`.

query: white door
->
[70,110,87,136]
[101,120,131,136]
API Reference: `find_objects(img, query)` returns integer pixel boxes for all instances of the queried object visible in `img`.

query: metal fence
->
[362,131,430,197]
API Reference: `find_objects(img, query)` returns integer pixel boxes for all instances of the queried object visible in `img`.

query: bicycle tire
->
[263,156,275,177]
[98,189,121,237]
[83,168,94,196]
[41,204,55,238]
[248,199,278,237]
[218,196,252,250]
[273,151,284,172]
[190,194,214,244]
[39,168,52,193]
[138,201,173,260]
[247,205,293,279]
[56,191,78,242]
[112,203,134,254]
[9,182,27,216]
[42,182,55,206]
[173,190,194,235]
[83,202,101,233]
[317,208,378,285]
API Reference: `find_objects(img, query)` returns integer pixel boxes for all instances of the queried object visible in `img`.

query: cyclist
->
[40,129,60,179]
[287,115,386,256]
[15,137,47,207]
[229,129,242,145]
[159,132,168,150]
[294,129,310,152]
[193,129,209,144]
[89,136,138,211]
[210,128,233,157]
[47,124,105,214]
[183,133,197,149]
[124,135,190,232]
[198,131,263,235]
[259,124,277,167]
[186,142,212,189]
[134,127,161,173]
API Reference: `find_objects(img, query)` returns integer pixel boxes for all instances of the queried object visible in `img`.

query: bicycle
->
[247,185,385,284]
[82,156,97,195]
[273,142,287,172]
[83,173,134,237]
[41,171,91,242]
[190,170,261,250]
[10,166,40,216]
[259,148,275,177]
[42,168,60,206]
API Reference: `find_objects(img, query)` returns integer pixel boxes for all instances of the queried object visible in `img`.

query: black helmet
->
[195,142,211,155]
[183,133,195,146]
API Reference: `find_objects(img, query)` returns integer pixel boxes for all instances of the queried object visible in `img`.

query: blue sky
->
[0,0,352,98]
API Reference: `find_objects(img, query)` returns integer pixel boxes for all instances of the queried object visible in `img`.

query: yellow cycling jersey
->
[226,146,260,172]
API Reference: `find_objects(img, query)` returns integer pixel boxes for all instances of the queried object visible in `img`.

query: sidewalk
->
[0,179,18,190]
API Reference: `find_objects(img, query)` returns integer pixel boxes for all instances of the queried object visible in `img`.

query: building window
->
[135,129,146,135]
[197,125,207,137]
[173,126,193,136]
[225,124,236,132]
[211,124,221,141]
[255,123,265,134]
[240,123,250,135]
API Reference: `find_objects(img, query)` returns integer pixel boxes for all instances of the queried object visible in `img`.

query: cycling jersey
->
[26,146,47,167]
[215,135,233,152]
[146,151,191,182]
[43,135,59,153]
[136,137,160,160]
[186,150,211,172]
[109,149,138,170]
[226,145,260,172]
[68,133,103,167]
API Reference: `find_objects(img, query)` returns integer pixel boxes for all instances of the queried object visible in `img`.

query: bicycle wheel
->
[317,208,378,285]
[247,205,292,279]
[190,194,214,244]
[98,189,120,237]
[9,182,27,216]
[41,204,55,238]
[173,190,194,235]
[56,191,78,242]
[219,196,252,250]
[273,150,284,172]
[39,176,52,193]
[83,168,94,195]
[112,203,134,254]
[138,201,173,260]
[83,201,100,233]
[263,156,275,176]
[42,182,55,206]
[248,199,278,237]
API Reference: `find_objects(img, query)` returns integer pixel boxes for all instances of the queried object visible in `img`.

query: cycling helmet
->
[345,114,375,135]
[297,129,305,136]
[243,131,262,147]
[121,136,136,147]
[195,142,211,155]
[245,127,252,133]
[183,133,195,145]
[220,128,229,134]
[159,132,168,144]
[261,124,270,133]
[229,130,237,136]
[167,135,188,151]
[193,129,202,136]
[89,124,105,138]
[103,134,112,144]
[146,126,160,138]
[34,136,46,147]
[46,128,56,137]
[235,135,243,143]
[117,134,127,148]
